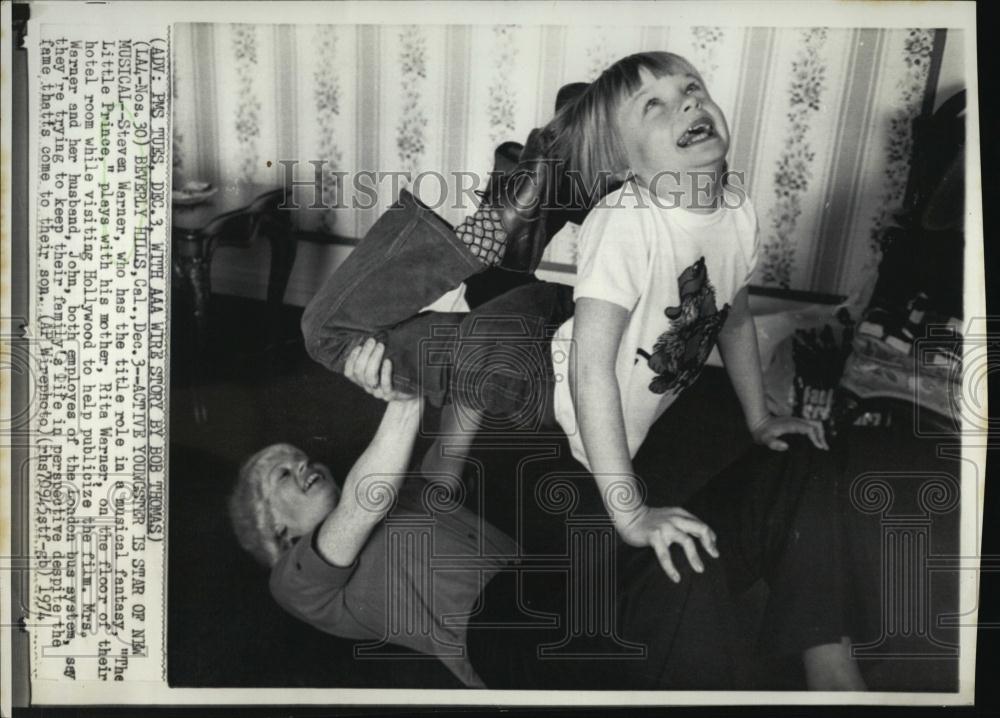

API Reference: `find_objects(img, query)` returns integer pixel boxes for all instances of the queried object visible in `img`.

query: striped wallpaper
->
[173,24,954,299]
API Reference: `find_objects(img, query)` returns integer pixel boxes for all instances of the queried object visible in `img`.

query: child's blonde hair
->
[228,443,299,567]
[546,51,697,199]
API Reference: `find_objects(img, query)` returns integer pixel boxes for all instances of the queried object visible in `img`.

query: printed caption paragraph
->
[29,24,170,685]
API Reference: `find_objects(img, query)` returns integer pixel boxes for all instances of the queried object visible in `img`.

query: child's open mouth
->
[677,117,716,148]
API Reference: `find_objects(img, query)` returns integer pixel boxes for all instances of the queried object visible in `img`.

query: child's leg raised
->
[303,185,571,485]
[301,186,557,407]
[419,280,574,485]
[301,189,485,404]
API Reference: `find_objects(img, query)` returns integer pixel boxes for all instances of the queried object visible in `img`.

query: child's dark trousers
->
[301,189,574,421]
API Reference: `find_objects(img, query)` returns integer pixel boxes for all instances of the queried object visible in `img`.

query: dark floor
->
[167,292,961,692]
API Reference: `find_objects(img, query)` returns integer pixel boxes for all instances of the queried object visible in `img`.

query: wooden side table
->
[172,183,296,421]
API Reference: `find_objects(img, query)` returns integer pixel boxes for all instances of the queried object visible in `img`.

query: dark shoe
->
[494,128,557,273]
[457,129,558,273]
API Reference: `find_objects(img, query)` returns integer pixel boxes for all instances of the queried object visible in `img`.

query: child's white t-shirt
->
[550,180,759,469]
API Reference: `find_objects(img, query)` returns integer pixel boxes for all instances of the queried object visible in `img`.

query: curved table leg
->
[174,252,212,424]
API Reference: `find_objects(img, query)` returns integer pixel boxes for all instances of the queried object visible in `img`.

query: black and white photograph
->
[165,12,974,694]
[4,0,991,711]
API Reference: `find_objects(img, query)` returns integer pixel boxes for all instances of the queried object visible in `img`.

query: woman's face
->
[615,64,730,185]
[259,444,339,541]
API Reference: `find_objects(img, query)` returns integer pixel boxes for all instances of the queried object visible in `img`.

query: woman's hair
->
[545,51,695,199]
[228,443,298,567]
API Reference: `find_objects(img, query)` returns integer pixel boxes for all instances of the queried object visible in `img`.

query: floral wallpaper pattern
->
[313,26,344,233]
[585,31,615,82]
[868,29,935,255]
[488,25,518,147]
[762,28,829,288]
[231,24,261,184]
[690,26,725,87]
[173,24,951,301]
[171,45,184,176]
[396,26,428,178]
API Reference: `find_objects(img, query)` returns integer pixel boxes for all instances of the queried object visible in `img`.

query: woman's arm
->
[716,287,827,450]
[314,342,424,567]
[572,298,718,581]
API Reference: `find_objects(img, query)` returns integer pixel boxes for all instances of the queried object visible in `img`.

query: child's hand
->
[344,338,418,403]
[750,415,829,451]
[617,506,719,583]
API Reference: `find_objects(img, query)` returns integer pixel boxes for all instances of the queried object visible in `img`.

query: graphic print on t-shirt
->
[638,257,731,395]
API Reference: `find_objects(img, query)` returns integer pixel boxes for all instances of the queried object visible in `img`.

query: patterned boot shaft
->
[456,206,508,266]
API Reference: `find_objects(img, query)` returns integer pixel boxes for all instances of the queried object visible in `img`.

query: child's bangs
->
[607,52,691,100]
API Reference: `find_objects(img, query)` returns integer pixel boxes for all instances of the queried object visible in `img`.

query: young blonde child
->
[547,52,865,688]
[544,52,830,573]
[286,51,865,689]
